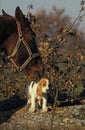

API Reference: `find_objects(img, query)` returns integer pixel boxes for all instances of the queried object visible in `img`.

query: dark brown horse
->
[0,7,44,82]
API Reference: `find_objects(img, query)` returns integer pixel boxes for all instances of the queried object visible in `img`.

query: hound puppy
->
[27,78,49,113]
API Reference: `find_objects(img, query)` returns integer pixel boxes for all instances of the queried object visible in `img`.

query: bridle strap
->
[8,36,23,58]
[8,21,40,71]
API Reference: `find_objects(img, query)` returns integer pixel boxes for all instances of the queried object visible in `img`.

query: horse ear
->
[2,9,10,16]
[15,6,25,23]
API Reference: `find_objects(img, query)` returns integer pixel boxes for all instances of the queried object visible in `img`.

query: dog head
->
[37,78,49,96]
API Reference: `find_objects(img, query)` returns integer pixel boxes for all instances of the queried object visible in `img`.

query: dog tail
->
[25,81,34,99]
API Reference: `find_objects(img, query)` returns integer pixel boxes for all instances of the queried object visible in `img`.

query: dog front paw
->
[29,107,35,113]
[42,107,47,113]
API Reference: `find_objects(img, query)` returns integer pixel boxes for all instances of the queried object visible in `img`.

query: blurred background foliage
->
[0,0,85,104]
[29,1,85,102]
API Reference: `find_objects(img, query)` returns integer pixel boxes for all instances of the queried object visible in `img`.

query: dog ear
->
[37,85,42,96]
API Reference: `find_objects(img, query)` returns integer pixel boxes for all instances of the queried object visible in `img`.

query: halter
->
[8,21,40,71]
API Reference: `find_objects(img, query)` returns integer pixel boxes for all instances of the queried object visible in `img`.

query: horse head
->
[0,7,44,82]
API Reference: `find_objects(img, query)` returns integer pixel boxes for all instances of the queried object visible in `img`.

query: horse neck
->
[22,57,44,82]
[0,16,17,51]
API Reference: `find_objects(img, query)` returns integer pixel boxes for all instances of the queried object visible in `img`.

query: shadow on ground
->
[0,95,27,124]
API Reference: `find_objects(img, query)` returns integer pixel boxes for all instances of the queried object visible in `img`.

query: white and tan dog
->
[26,78,49,113]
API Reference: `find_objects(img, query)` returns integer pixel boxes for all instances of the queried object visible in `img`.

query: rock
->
[63,117,70,123]
[0,105,85,130]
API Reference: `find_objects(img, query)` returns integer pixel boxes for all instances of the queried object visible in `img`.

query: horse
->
[0,6,44,83]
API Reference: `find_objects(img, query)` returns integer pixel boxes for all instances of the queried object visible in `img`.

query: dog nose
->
[46,87,49,92]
